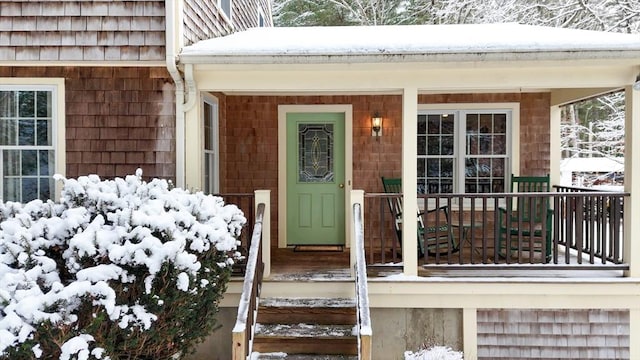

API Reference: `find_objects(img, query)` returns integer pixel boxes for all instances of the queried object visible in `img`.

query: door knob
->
[339,183,344,188]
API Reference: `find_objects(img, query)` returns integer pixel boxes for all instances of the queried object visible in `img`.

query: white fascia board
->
[179,49,640,66]
[191,64,638,93]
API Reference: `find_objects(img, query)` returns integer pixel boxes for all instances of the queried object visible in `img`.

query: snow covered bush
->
[404,345,464,360]
[0,170,245,359]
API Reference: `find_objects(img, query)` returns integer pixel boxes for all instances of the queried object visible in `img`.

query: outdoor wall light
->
[371,113,383,137]
[633,74,640,91]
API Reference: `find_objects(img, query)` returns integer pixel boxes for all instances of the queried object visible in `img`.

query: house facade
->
[179,25,640,359]
[3,2,640,359]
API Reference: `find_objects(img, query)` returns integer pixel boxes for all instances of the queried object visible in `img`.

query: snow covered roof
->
[180,23,640,64]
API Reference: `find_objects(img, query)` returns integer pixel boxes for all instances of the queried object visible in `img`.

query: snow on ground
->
[404,346,464,360]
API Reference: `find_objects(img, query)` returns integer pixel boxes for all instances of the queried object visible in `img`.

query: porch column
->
[184,95,202,190]
[624,85,640,279]
[549,105,561,185]
[402,87,418,276]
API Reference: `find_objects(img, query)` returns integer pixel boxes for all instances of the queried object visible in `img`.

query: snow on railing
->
[353,203,372,360]
[232,203,265,360]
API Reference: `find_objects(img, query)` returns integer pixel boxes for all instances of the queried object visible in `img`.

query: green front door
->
[286,112,345,245]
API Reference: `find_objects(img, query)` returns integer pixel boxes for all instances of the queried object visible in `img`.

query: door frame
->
[278,104,353,248]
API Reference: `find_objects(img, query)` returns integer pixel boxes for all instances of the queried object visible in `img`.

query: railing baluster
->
[360,188,628,272]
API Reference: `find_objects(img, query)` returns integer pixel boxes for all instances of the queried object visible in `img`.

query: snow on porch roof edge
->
[179,23,640,64]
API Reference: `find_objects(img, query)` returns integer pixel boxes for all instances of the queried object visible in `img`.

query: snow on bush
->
[0,170,245,359]
[404,346,464,360]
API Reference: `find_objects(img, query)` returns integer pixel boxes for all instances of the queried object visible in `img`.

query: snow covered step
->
[252,323,358,355]
[251,352,358,359]
[258,297,356,325]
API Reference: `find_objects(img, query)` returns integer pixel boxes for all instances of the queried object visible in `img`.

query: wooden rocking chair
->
[381,177,457,256]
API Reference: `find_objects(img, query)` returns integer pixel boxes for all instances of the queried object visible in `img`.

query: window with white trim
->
[417,109,512,194]
[0,87,56,202]
[203,97,219,194]
[219,0,231,20]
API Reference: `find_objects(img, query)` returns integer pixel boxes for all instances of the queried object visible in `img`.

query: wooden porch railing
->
[232,202,265,360]
[554,185,625,265]
[353,203,372,360]
[363,190,629,271]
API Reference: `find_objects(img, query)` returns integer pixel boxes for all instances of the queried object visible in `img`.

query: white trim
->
[277,104,353,248]
[0,78,65,202]
[217,0,233,24]
[202,94,220,194]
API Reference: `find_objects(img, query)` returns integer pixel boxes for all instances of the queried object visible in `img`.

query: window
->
[417,108,513,194]
[219,0,231,20]
[0,86,57,202]
[203,97,219,194]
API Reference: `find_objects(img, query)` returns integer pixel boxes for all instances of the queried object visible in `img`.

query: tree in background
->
[273,0,638,181]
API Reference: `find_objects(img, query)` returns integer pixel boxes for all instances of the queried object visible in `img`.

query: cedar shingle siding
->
[478,309,630,359]
[0,1,166,62]
[183,0,272,45]
[0,0,271,183]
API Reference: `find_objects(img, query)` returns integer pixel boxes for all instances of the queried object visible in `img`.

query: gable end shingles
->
[0,1,165,62]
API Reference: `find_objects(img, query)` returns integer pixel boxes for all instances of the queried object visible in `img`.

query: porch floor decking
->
[264,247,624,280]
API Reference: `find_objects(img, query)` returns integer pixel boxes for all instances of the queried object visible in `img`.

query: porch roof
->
[180,23,640,65]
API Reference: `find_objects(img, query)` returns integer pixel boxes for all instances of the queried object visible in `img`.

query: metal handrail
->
[353,203,372,360]
[232,203,265,360]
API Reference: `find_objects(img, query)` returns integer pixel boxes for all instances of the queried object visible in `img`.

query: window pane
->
[39,150,54,176]
[0,119,16,145]
[298,123,334,182]
[22,177,37,202]
[494,114,507,133]
[493,134,506,154]
[442,115,454,134]
[18,119,35,146]
[3,150,19,176]
[426,158,440,177]
[3,177,19,202]
[0,91,16,118]
[427,136,441,155]
[204,103,212,150]
[427,115,440,134]
[39,177,51,201]
[21,150,38,176]
[417,115,427,133]
[36,119,51,146]
[18,91,35,118]
[36,91,51,118]
[417,135,426,155]
[479,114,492,132]
[442,135,454,155]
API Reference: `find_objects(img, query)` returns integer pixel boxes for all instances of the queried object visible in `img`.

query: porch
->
[223,185,629,279]
[223,187,631,360]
